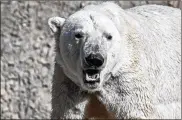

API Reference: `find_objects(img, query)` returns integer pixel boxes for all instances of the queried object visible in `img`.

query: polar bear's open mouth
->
[83,69,101,89]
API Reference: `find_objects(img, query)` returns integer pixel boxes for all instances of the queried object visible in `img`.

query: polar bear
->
[48,2,181,119]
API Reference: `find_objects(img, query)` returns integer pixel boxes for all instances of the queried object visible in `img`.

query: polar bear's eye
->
[106,34,112,40]
[75,33,83,39]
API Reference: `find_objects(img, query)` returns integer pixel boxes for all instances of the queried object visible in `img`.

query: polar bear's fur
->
[48,2,181,119]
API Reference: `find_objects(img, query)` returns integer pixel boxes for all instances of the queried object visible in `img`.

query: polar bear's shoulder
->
[126,4,181,17]
[82,2,121,11]
[81,2,123,16]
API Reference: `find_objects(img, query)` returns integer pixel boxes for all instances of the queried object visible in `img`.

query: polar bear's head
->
[48,3,129,92]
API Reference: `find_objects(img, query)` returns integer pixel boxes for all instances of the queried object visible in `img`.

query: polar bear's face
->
[48,10,122,92]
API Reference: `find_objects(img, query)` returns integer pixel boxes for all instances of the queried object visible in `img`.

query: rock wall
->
[1,1,181,119]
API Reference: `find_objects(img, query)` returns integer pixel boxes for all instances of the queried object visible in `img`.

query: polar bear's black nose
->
[85,53,104,67]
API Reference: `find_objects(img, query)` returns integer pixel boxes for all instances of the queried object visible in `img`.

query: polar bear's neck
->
[84,94,116,119]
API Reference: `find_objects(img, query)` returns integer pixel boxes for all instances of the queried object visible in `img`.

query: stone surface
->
[1,1,181,119]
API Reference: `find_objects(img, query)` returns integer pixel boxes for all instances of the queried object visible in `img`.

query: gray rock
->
[41,66,48,77]
[33,42,40,49]
[37,58,48,65]
[11,114,19,119]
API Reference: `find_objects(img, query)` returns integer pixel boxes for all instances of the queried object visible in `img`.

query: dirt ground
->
[1,1,181,119]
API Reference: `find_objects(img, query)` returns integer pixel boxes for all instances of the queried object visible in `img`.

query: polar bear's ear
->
[48,17,65,33]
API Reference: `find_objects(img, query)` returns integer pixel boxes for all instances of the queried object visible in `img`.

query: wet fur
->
[50,2,181,119]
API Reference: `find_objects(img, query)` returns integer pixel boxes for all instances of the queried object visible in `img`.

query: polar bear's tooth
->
[86,73,100,80]
[86,73,95,81]
[94,74,99,79]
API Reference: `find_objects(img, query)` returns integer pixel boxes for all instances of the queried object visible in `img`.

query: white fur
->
[48,2,181,119]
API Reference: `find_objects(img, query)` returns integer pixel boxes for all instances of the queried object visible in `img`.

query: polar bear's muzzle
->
[81,53,106,89]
